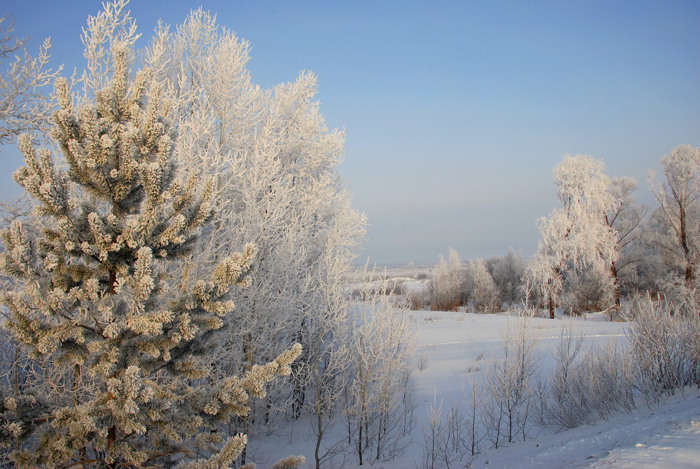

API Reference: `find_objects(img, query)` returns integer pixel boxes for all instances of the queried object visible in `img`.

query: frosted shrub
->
[406,287,431,311]
[486,248,526,307]
[560,267,615,316]
[628,297,700,406]
[543,325,635,430]
[483,313,542,447]
[344,267,416,466]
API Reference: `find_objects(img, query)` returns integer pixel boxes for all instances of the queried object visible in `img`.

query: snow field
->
[253,307,700,468]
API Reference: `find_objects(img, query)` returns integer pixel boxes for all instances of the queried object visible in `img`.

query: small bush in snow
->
[483,312,542,447]
[542,325,636,430]
[627,296,700,406]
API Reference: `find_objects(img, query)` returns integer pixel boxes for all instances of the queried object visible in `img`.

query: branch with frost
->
[0,5,305,466]
[648,145,700,283]
[0,14,61,146]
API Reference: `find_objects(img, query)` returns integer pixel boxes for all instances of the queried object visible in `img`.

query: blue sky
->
[1,1,699,264]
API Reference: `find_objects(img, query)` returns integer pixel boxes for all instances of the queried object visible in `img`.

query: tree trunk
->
[548,297,555,320]
[611,262,620,308]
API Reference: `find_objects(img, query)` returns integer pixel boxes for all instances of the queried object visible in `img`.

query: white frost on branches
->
[648,144,700,285]
[0,13,61,146]
[0,3,304,468]
[527,155,619,317]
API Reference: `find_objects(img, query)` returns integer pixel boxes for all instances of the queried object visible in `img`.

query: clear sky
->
[1,0,699,265]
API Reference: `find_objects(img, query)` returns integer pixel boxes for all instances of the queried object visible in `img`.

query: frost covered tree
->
[604,177,646,307]
[527,155,619,318]
[0,13,61,146]
[648,144,700,285]
[141,10,366,444]
[290,232,359,469]
[464,258,499,313]
[429,248,463,311]
[0,6,303,468]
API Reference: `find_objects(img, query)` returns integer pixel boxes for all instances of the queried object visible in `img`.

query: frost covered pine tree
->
[0,33,302,469]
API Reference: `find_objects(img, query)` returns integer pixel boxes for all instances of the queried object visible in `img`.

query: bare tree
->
[628,296,700,406]
[344,267,416,466]
[484,313,542,447]
[462,372,486,459]
[418,392,448,469]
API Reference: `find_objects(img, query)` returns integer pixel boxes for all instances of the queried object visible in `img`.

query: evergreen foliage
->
[0,27,301,469]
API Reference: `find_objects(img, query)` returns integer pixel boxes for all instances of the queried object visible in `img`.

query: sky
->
[1,0,699,265]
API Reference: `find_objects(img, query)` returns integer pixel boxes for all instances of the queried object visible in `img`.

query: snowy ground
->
[253,306,700,469]
[469,387,700,469]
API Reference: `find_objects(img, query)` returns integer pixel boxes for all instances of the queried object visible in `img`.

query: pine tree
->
[0,35,302,469]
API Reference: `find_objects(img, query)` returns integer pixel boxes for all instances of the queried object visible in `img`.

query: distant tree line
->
[426,146,700,318]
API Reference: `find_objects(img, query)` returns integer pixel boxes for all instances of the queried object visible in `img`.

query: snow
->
[469,388,700,469]
[253,308,700,468]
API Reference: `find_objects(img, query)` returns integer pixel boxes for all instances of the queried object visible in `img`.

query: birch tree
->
[142,11,366,448]
[648,144,700,285]
[528,155,619,318]
[604,177,646,307]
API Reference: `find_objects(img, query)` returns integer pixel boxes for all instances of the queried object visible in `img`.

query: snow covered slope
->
[256,309,700,468]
